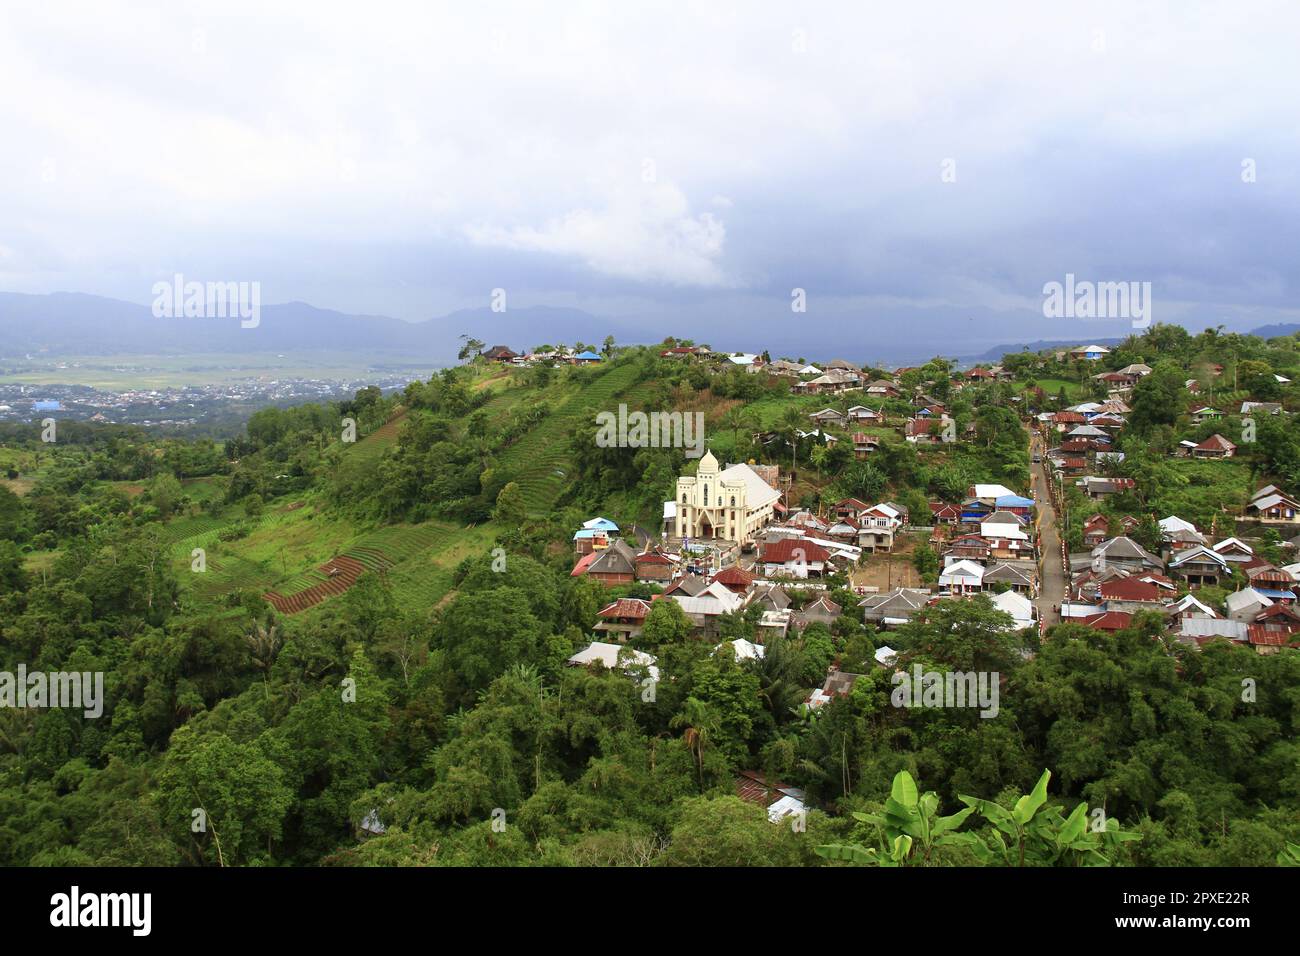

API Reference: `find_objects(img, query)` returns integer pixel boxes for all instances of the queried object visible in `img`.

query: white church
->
[667,450,781,547]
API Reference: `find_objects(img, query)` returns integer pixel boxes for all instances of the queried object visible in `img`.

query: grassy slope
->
[494,362,641,517]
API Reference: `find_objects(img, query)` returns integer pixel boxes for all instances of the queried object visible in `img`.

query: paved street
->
[1030,436,1067,628]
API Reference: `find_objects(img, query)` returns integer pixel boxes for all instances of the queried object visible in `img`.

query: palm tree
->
[721,405,746,456]
[810,442,829,473]
[669,697,721,792]
[781,406,806,474]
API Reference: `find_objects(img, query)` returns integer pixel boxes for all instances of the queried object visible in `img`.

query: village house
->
[1192,434,1236,459]
[795,595,843,630]
[660,345,706,359]
[857,502,906,553]
[847,405,882,424]
[852,432,881,459]
[1166,593,1219,621]
[929,502,962,525]
[1081,536,1164,574]
[1240,401,1283,416]
[1226,588,1275,623]
[1078,476,1137,499]
[593,598,653,642]
[1246,485,1300,524]
[710,564,756,594]
[865,379,901,398]
[570,538,638,585]
[983,562,1038,595]
[482,344,519,362]
[1069,344,1111,361]
[759,538,831,578]
[990,589,1036,630]
[792,368,861,394]
[668,580,744,635]
[904,417,943,444]
[805,670,864,710]
[567,641,659,681]
[1096,576,1168,612]
[634,547,677,582]
[834,497,870,520]
[1167,545,1230,588]
[860,588,932,626]
[1080,610,1133,632]
[939,559,985,594]
[1212,537,1255,564]
[735,770,807,824]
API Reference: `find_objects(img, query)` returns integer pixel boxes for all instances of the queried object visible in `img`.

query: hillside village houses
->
[572,342,1296,681]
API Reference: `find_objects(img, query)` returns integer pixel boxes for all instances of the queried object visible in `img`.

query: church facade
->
[671,451,780,547]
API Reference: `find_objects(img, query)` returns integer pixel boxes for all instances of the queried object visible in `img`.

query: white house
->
[940,559,986,594]
[990,590,1035,630]
[567,642,660,681]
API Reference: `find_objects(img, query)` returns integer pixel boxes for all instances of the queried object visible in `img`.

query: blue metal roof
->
[996,494,1035,507]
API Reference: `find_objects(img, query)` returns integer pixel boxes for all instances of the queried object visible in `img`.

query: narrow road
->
[1029,433,1066,628]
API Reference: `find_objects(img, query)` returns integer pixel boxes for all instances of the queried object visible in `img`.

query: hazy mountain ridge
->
[2,291,1296,368]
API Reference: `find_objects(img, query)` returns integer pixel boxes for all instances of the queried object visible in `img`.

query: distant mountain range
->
[2,291,1297,368]
[0,292,621,363]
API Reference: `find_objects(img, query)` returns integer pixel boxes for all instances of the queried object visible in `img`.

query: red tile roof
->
[1195,434,1236,452]
[1099,578,1164,602]
[712,565,756,590]
[597,598,651,620]
[570,552,599,576]
[761,538,831,564]
[635,550,676,565]
[1081,611,1134,631]
[1247,626,1293,647]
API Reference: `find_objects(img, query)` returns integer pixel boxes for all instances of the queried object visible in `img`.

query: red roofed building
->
[1246,626,1294,654]
[594,598,652,641]
[1082,514,1111,547]
[1098,577,1165,611]
[634,548,677,582]
[760,538,831,578]
[1081,610,1134,632]
[930,502,962,524]
[711,564,756,594]
[1193,434,1237,459]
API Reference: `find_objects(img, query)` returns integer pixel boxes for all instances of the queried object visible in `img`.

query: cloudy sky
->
[2,1,1298,356]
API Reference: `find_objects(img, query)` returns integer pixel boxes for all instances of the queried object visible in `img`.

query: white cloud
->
[466,181,729,286]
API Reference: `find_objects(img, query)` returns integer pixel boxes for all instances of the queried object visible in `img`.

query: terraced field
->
[256,520,460,614]
[347,409,408,466]
[495,362,641,516]
[264,555,367,614]
[160,513,236,547]
[190,553,278,602]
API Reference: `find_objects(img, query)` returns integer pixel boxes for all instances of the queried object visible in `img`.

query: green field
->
[1023,378,1087,400]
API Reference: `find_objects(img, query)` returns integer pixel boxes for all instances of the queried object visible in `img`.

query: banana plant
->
[816,769,974,866]
[1278,842,1300,866]
[958,769,1141,867]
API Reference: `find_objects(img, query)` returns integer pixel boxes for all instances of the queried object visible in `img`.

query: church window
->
[703,486,709,506]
